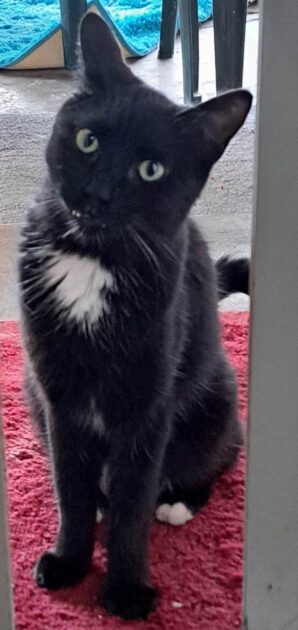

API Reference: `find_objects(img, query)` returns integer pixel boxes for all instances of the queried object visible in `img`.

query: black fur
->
[18,14,252,621]
[216,256,250,299]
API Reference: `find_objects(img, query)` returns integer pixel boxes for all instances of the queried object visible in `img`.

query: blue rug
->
[0,0,213,68]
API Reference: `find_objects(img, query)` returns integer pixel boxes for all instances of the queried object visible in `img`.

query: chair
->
[159,0,248,103]
[60,0,247,104]
[60,0,87,69]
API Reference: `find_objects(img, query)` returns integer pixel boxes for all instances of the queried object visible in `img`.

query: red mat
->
[0,313,248,630]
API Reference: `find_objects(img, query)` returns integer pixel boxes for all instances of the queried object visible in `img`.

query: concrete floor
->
[0,15,258,319]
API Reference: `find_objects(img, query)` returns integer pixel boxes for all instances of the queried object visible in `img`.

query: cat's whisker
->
[21,277,45,290]
[19,245,50,254]
[127,225,162,279]
[143,445,155,465]
[61,226,80,240]
[130,221,178,274]
[153,232,178,265]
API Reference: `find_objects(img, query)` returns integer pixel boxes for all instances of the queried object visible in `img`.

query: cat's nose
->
[85,182,112,204]
[98,186,112,202]
[96,184,111,203]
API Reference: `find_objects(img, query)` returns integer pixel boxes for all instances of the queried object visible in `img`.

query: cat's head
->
[46,13,252,244]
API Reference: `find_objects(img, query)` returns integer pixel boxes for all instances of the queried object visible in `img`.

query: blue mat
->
[0,0,213,68]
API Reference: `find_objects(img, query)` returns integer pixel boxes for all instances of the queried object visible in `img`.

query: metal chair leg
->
[159,0,178,59]
[60,0,87,69]
[190,0,199,94]
[178,0,200,104]
[213,0,247,92]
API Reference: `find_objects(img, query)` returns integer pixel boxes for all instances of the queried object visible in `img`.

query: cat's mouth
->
[67,204,127,244]
[59,185,109,229]
[71,208,107,230]
[58,186,126,238]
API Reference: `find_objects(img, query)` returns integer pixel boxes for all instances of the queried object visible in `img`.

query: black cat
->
[18,13,251,621]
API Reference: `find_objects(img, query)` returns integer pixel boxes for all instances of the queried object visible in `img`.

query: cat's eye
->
[76,128,99,153]
[138,160,165,182]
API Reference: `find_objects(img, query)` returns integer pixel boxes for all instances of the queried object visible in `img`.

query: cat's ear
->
[176,90,252,164]
[79,12,135,88]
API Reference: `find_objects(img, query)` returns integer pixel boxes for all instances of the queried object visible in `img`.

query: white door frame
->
[244,0,298,628]
[0,399,15,630]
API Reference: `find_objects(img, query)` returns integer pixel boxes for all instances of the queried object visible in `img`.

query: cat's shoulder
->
[186,217,212,264]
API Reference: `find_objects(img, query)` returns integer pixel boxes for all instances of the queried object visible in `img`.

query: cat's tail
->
[216,256,250,299]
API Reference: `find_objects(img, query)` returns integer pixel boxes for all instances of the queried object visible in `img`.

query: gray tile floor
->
[0,15,258,319]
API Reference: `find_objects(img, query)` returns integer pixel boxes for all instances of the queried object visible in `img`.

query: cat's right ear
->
[175,90,252,166]
[79,12,135,89]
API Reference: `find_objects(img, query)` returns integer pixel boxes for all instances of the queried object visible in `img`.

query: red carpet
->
[0,313,248,630]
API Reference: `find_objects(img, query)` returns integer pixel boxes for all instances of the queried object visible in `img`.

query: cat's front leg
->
[35,406,100,590]
[102,418,167,620]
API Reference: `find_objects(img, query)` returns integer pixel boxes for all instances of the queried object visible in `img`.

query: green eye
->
[138,160,165,182]
[76,128,99,153]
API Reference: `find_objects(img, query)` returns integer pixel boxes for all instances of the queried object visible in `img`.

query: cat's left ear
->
[79,12,135,88]
[176,90,252,164]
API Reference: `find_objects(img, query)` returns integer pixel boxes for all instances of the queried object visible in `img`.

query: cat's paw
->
[102,581,158,620]
[155,502,194,526]
[34,551,88,589]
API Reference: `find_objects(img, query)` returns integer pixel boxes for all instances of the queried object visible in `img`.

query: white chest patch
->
[46,251,115,326]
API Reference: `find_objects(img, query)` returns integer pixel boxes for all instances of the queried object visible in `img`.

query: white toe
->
[155,502,193,526]
[168,502,193,526]
[155,503,172,522]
